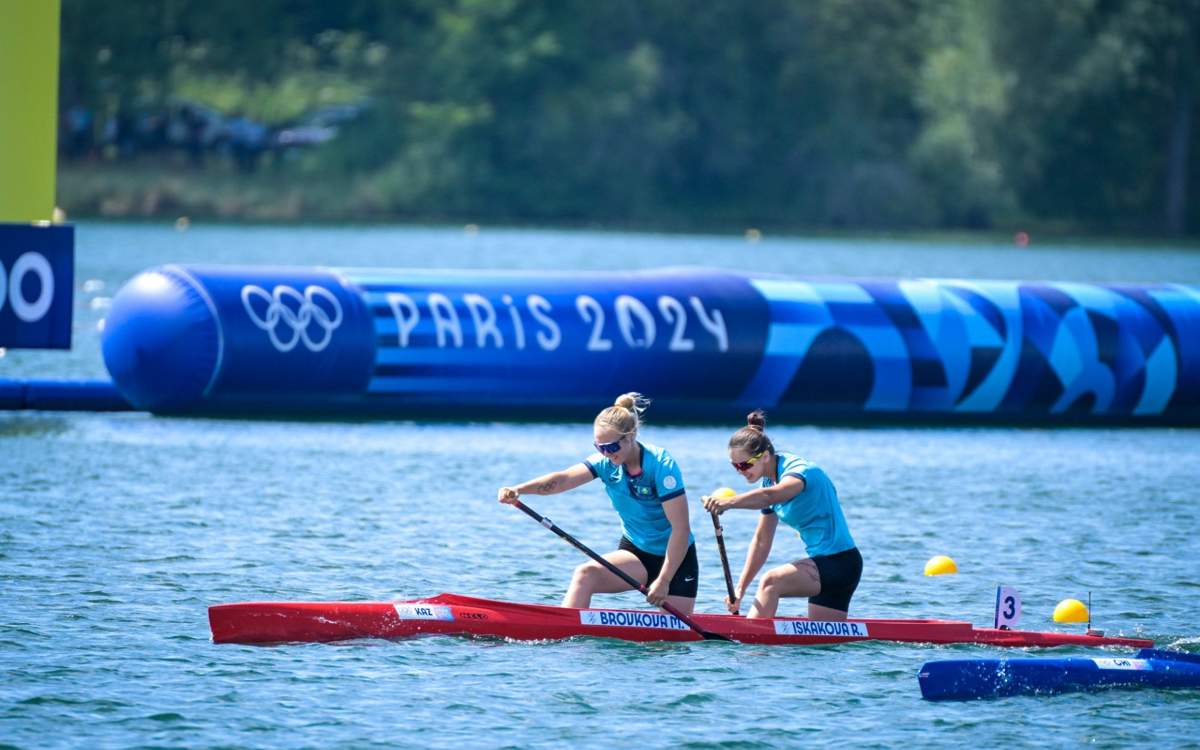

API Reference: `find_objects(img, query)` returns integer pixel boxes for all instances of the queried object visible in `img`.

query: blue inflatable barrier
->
[0,378,23,409]
[0,378,131,411]
[100,265,1200,423]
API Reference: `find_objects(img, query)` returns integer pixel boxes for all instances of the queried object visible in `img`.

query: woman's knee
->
[760,562,819,597]
[572,562,605,587]
[759,568,787,593]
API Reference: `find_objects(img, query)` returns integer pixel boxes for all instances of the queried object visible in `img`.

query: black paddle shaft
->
[710,511,739,612]
[511,499,731,642]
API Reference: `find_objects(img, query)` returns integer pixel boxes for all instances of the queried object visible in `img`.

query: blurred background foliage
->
[57,0,1197,235]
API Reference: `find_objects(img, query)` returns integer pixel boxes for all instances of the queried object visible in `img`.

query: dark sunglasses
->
[731,450,766,472]
[594,436,627,454]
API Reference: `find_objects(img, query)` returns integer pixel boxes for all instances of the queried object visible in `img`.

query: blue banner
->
[341,267,768,407]
[0,223,73,349]
[100,264,1200,423]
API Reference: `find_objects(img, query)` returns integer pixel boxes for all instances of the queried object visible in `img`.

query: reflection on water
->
[0,415,72,438]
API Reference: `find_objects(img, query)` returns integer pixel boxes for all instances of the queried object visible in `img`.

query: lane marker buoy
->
[924,555,958,576]
[1053,598,1090,623]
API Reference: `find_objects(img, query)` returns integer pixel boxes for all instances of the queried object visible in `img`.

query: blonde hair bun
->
[615,392,650,414]
[596,392,650,434]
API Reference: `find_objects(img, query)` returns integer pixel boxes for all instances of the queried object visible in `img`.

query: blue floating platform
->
[0,378,132,411]
[919,648,1200,701]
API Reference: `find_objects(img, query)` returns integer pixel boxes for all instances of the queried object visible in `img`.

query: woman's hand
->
[702,493,732,515]
[497,486,520,505]
[725,586,744,615]
[646,576,670,606]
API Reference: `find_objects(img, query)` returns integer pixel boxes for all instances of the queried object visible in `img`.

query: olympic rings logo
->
[240,284,344,352]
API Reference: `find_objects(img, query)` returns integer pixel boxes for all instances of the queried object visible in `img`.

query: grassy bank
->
[56,161,385,223]
[55,162,1197,248]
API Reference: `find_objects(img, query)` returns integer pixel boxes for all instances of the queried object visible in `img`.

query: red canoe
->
[208,593,1153,648]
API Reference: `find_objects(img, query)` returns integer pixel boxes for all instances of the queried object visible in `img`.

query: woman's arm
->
[731,512,779,611]
[646,495,691,605]
[498,462,594,504]
[703,475,806,513]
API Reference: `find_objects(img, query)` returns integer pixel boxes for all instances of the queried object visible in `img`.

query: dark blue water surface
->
[2,224,1199,748]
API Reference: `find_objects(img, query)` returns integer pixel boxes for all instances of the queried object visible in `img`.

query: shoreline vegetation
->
[56,162,1199,248]
[58,2,1197,240]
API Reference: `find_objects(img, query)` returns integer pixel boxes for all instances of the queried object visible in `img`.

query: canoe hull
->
[209,593,1152,649]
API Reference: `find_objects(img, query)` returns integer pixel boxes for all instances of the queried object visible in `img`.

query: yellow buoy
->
[1053,598,1090,623]
[924,555,958,576]
[712,487,737,499]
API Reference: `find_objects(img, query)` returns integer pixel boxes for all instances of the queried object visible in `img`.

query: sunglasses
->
[594,436,627,454]
[731,450,766,472]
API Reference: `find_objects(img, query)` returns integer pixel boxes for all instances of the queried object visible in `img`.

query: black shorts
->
[618,537,699,599]
[809,547,863,612]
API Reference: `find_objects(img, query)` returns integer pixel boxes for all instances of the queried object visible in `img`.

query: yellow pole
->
[0,0,61,223]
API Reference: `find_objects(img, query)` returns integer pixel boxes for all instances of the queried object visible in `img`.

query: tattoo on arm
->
[530,477,559,494]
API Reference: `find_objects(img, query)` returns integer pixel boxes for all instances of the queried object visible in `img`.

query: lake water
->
[2,224,1199,748]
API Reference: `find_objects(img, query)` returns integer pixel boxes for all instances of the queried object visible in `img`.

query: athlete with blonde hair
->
[499,393,699,614]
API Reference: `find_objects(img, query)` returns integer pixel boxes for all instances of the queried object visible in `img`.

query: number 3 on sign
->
[994,585,1022,629]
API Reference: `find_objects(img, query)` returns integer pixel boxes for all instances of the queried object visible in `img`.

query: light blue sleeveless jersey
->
[584,441,692,555]
[760,452,855,558]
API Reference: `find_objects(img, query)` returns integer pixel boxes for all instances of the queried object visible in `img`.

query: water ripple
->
[3,410,1199,748]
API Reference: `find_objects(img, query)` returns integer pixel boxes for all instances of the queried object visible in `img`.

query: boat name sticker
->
[1092,658,1151,671]
[580,610,691,630]
[774,620,870,637]
[393,604,455,621]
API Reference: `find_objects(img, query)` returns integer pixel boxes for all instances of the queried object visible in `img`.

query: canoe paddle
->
[708,487,740,614]
[710,514,739,610]
[510,498,731,642]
